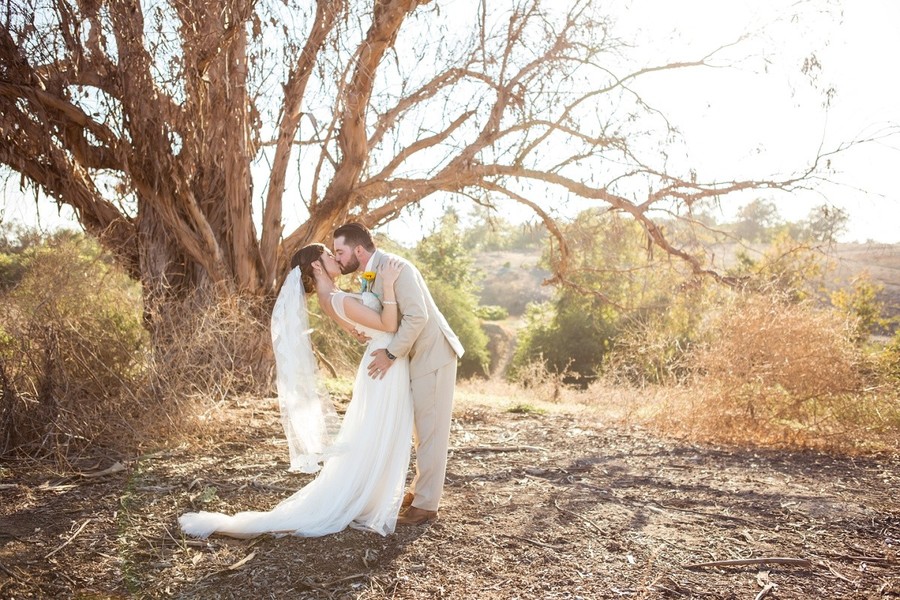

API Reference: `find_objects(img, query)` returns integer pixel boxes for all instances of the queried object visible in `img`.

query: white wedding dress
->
[179,291,413,538]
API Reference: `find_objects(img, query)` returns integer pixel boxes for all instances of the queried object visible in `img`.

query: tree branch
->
[260,0,344,286]
[320,0,425,215]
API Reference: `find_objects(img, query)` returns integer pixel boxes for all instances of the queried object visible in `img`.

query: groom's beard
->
[340,255,360,275]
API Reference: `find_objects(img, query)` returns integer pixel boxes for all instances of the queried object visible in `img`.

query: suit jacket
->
[368,249,464,379]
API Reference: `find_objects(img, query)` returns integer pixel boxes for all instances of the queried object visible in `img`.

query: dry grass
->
[683,293,874,449]
[465,290,900,454]
[130,291,276,449]
[0,239,147,464]
[475,374,900,454]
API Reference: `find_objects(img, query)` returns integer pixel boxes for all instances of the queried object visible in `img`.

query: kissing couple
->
[179,222,464,538]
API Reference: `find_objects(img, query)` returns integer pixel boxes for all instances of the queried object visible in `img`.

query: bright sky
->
[3,0,898,244]
[387,0,900,244]
[620,0,900,244]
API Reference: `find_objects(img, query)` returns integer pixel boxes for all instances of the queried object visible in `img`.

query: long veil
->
[270,267,340,473]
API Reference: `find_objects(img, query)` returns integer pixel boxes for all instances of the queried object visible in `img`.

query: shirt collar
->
[364,250,380,274]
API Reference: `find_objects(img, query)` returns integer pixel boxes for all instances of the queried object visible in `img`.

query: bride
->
[179,243,412,538]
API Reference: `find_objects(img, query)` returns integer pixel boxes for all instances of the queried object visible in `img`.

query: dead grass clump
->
[683,292,878,448]
[138,287,367,447]
[507,358,575,403]
[696,293,861,398]
[137,290,274,442]
[0,235,148,463]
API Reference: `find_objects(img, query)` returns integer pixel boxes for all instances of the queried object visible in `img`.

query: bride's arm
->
[341,259,402,332]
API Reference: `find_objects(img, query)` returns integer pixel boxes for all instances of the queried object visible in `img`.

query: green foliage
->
[728,231,829,302]
[605,285,712,385]
[877,332,900,382]
[830,274,887,343]
[511,209,688,383]
[415,213,490,378]
[475,304,509,321]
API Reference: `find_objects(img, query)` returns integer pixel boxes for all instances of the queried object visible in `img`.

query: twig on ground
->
[227,551,256,570]
[44,518,92,559]
[0,562,22,581]
[500,534,569,551]
[249,480,297,493]
[552,497,607,534]
[818,560,857,584]
[648,501,758,527]
[755,583,777,600]
[685,557,811,569]
[135,485,177,493]
[828,554,897,565]
[78,462,125,478]
[451,445,546,453]
[322,573,369,587]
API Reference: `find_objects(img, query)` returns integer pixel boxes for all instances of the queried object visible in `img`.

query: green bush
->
[876,332,900,382]
[510,295,616,385]
[414,214,490,378]
[476,305,509,321]
[831,274,888,343]
[510,209,687,384]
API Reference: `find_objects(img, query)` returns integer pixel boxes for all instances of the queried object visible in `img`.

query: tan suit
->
[369,250,463,511]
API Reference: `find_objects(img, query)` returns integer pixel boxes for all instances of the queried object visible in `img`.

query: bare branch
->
[260,0,344,283]
[321,0,426,215]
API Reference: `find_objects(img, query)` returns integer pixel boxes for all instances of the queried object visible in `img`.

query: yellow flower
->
[362,271,376,281]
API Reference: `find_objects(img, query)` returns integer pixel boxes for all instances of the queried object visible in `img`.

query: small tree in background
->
[798,204,850,244]
[731,199,784,243]
[415,213,490,378]
[511,209,689,383]
[831,274,888,342]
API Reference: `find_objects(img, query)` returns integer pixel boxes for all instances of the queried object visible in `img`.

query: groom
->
[333,222,464,525]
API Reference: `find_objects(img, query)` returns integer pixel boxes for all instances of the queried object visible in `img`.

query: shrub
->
[510,209,694,384]
[145,290,272,405]
[415,214,490,378]
[0,232,148,460]
[830,274,887,343]
[604,285,711,386]
[510,296,616,385]
[476,304,509,321]
[686,291,868,445]
[874,332,900,383]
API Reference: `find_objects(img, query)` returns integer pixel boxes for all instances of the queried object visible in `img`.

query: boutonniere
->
[360,271,376,292]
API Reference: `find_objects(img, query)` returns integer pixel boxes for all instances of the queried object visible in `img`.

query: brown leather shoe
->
[401,492,415,509]
[397,506,438,526]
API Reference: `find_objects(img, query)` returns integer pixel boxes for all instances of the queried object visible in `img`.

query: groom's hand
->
[351,328,371,344]
[367,349,395,380]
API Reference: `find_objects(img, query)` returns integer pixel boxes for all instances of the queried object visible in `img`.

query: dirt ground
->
[1,394,898,599]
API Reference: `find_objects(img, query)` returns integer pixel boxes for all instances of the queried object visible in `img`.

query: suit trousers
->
[408,359,458,512]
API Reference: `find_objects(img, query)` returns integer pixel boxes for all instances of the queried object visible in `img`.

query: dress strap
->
[330,291,354,326]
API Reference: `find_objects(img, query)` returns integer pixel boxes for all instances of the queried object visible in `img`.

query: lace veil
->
[270,267,340,473]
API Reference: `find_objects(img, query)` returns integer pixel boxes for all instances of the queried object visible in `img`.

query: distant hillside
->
[474,242,900,328]
[832,243,900,320]
[710,241,900,325]
[475,249,551,317]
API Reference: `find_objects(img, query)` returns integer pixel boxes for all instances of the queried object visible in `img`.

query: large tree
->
[0,0,834,346]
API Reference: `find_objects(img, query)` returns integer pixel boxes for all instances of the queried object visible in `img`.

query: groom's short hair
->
[333,222,376,252]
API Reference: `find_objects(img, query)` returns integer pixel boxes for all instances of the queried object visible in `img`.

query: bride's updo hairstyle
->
[290,243,327,294]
